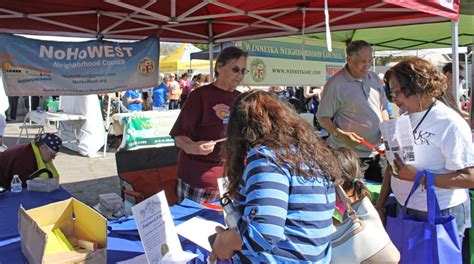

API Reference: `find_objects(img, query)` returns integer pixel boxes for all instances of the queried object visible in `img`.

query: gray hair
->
[215,46,248,78]
[346,40,372,57]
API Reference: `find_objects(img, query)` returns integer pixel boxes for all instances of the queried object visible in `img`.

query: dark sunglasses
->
[231,67,249,75]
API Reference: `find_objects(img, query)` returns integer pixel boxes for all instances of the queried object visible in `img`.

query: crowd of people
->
[0,41,472,263]
[165,44,473,263]
[105,72,215,115]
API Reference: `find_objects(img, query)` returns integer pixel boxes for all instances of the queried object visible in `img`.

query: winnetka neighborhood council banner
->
[119,110,179,151]
[239,36,346,86]
[0,34,159,96]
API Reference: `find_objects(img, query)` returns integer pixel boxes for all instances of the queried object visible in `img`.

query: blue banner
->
[0,34,159,96]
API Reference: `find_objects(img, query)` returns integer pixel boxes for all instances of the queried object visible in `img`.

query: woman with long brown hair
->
[211,90,341,263]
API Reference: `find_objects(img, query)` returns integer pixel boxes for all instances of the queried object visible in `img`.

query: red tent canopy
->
[0,0,460,43]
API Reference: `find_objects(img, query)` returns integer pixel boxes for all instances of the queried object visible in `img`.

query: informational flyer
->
[131,191,196,264]
[380,115,416,168]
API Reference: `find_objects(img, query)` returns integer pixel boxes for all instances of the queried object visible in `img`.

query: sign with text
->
[131,191,196,264]
[0,33,159,96]
[119,110,180,150]
[238,37,345,86]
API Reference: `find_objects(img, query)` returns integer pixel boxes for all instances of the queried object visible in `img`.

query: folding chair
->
[16,112,44,144]
[115,146,179,205]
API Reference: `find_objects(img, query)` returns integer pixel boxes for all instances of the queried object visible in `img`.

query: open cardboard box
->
[19,198,107,264]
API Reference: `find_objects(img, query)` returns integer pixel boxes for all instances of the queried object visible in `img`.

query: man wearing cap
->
[0,133,62,189]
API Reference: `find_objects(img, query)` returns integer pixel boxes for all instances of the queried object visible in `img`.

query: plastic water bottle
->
[11,175,22,193]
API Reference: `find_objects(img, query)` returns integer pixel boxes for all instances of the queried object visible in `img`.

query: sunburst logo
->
[213,104,231,124]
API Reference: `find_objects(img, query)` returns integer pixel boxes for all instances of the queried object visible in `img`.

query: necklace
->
[412,100,436,134]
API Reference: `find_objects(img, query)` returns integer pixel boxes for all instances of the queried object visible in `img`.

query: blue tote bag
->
[386,171,462,264]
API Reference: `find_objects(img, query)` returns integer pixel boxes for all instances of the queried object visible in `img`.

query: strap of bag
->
[334,184,357,220]
[399,170,442,225]
[425,171,442,225]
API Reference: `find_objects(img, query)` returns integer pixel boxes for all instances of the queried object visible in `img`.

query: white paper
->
[217,177,229,198]
[380,115,416,168]
[117,252,197,264]
[132,191,195,264]
[176,216,225,252]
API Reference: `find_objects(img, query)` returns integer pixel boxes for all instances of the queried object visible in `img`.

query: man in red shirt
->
[170,47,248,203]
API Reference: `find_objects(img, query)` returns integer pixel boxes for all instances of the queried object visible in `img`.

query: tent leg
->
[103,94,112,158]
[209,21,214,80]
[470,48,473,129]
[451,19,460,109]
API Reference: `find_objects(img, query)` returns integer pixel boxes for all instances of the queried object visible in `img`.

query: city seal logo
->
[137,57,155,76]
[250,58,266,83]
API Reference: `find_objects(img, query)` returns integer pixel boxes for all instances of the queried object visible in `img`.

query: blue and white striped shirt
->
[235,146,335,263]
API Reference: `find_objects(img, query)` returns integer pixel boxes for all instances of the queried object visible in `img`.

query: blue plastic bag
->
[386,171,462,264]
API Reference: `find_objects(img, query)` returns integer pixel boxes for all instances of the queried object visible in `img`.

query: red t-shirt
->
[170,84,240,189]
[0,143,37,189]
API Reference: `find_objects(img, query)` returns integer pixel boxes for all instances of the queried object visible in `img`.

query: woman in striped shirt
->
[211,90,342,263]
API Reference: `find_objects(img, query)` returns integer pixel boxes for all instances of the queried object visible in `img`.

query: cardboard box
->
[19,198,107,264]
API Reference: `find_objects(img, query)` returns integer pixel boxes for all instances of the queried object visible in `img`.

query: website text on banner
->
[119,110,180,151]
[0,34,159,96]
[239,37,346,86]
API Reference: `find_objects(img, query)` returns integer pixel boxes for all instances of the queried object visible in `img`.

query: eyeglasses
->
[231,67,249,75]
[390,89,403,100]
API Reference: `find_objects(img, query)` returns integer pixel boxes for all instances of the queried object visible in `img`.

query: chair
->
[115,146,180,205]
[16,112,44,144]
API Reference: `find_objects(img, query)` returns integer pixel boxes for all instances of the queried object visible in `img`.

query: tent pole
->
[103,94,112,158]
[451,19,460,109]
[470,48,473,129]
[28,96,32,124]
[209,21,214,80]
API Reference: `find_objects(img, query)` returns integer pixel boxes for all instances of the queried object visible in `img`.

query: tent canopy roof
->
[308,14,473,50]
[0,0,460,43]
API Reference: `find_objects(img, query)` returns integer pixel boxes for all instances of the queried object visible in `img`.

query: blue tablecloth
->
[107,199,224,263]
[0,187,72,263]
[0,188,224,264]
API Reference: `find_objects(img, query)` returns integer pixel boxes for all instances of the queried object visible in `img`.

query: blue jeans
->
[396,199,470,243]
[169,99,179,110]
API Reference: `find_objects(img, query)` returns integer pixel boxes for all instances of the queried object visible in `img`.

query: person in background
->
[376,57,474,249]
[269,85,288,100]
[124,89,143,112]
[0,82,8,147]
[170,46,248,203]
[332,147,371,224]
[317,40,389,183]
[441,63,469,118]
[153,76,170,111]
[191,73,203,92]
[168,73,181,110]
[0,112,5,147]
[0,133,62,189]
[202,73,211,86]
[210,90,341,263]
[6,96,18,121]
[179,72,190,107]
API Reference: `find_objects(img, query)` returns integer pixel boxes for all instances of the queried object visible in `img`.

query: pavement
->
[2,116,121,207]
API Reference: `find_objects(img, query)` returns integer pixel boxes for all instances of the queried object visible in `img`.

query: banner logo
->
[250,58,266,83]
[138,57,155,76]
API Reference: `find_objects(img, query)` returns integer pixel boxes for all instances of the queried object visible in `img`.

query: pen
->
[213,138,227,143]
[360,139,385,156]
